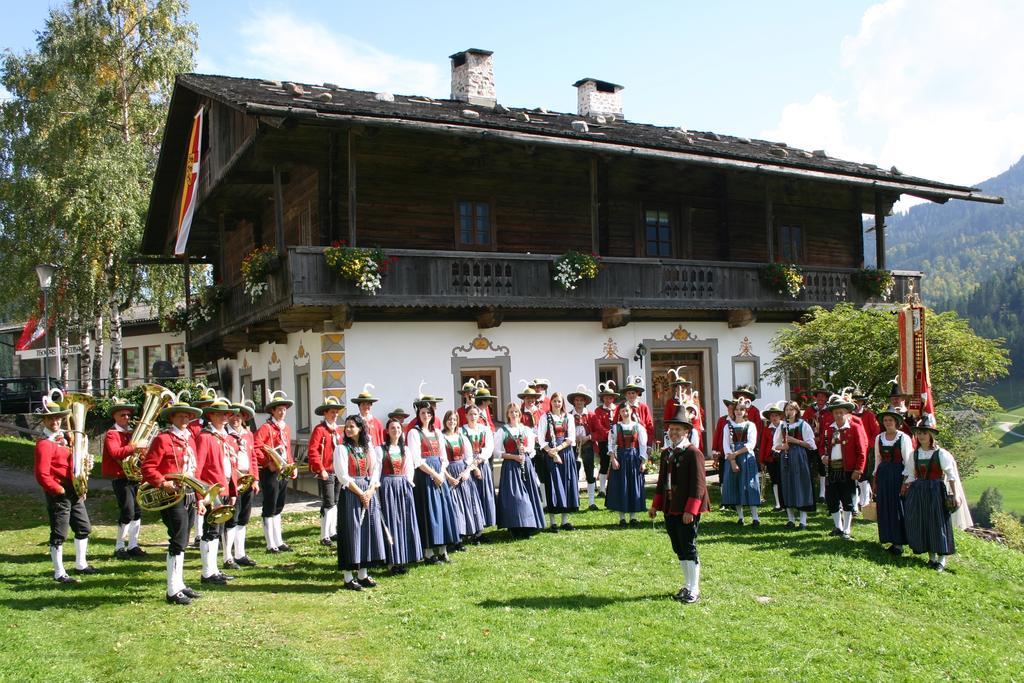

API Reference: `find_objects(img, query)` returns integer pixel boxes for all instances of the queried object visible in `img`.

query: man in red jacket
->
[308,396,343,547]
[821,395,868,539]
[649,406,710,604]
[34,402,94,583]
[803,386,833,502]
[141,399,203,605]
[352,385,384,448]
[852,392,881,512]
[622,377,655,445]
[102,398,146,559]
[255,390,295,553]
[225,399,259,569]
[195,398,238,585]
[591,383,618,498]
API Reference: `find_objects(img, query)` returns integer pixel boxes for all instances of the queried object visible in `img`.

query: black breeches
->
[597,441,611,475]
[826,470,856,514]
[317,474,342,514]
[260,469,288,517]
[112,478,141,524]
[580,444,596,484]
[161,499,192,555]
[665,514,701,562]
[227,489,253,528]
[45,490,91,547]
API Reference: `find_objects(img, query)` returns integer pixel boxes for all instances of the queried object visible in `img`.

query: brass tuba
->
[136,472,223,512]
[53,390,96,498]
[263,444,297,479]
[121,384,175,481]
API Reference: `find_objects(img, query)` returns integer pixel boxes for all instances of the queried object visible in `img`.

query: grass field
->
[1,475,1023,681]
[963,405,1024,516]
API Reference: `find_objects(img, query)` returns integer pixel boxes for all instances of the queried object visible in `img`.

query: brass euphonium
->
[236,473,255,494]
[57,391,96,498]
[263,444,298,479]
[121,384,175,481]
[136,472,223,512]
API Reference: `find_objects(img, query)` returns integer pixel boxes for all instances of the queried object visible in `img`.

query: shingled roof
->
[176,72,1002,205]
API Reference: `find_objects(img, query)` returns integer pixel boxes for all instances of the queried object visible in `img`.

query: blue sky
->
[3,0,1023,201]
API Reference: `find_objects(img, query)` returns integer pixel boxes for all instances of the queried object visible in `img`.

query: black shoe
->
[800,524,808,531]
[680,591,700,604]
[218,572,236,581]
[388,566,404,576]
[629,519,639,527]
[166,591,192,605]
[560,523,575,531]
[588,504,599,512]
[181,587,202,599]
[54,574,80,584]
[736,519,745,526]
[236,555,257,567]
[751,520,761,527]
[343,580,363,591]
[191,538,201,548]
[319,538,335,547]
[426,555,441,565]
[453,543,468,551]
[785,521,795,528]
[277,543,293,552]
[548,524,559,533]
[397,565,409,574]
[772,507,784,513]
[73,565,99,575]
[127,546,147,557]
[200,574,228,585]
[887,545,904,556]
[330,534,338,542]
[933,562,945,572]
[829,527,843,537]
[224,559,240,570]
[265,547,280,554]
[113,548,130,560]
[618,519,627,527]
[672,587,688,602]
[597,491,606,499]
[357,576,377,588]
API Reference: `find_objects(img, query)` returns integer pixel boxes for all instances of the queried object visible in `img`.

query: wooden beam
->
[602,307,631,329]
[223,170,290,185]
[717,173,731,261]
[874,193,886,270]
[331,304,354,330]
[765,182,774,263]
[590,157,599,255]
[347,128,358,247]
[728,308,756,328]
[273,165,286,256]
[476,306,503,329]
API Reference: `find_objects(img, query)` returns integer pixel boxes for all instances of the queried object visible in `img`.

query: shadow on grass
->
[477,592,667,610]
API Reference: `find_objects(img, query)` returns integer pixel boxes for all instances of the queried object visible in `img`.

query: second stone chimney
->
[573,78,624,119]
[450,49,496,108]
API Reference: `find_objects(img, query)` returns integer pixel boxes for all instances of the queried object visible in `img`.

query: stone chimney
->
[573,78,624,119]
[450,49,495,108]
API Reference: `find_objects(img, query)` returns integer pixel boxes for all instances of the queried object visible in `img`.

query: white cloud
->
[764,0,1024,189]
[204,9,446,98]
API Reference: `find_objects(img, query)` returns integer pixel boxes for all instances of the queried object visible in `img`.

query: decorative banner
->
[173,106,204,256]
[897,303,934,420]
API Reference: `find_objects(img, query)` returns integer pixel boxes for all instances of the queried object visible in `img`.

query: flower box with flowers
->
[552,251,601,291]
[241,245,279,303]
[323,241,397,295]
[760,262,805,298]
[852,268,895,299]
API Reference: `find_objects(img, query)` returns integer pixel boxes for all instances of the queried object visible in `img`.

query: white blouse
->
[873,432,913,476]
[493,424,536,458]
[773,419,816,451]
[461,424,495,465]
[333,443,382,489]
[537,412,577,449]
[608,422,649,459]
[723,419,757,456]
[405,428,450,472]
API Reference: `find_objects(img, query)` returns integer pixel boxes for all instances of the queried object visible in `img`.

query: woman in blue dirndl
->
[378,418,423,574]
[334,414,386,591]
[903,418,962,571]
[407,402,461,564]
[537,392,580,531]
[441,410,486,548]
[776,400,816,529]
[605,403,649,525]
[721,399,761,525]
[872,408,912,555]
[494,403,545,537]
[461,405,497,531]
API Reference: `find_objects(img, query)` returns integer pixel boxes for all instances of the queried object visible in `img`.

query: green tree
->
[975,486,1003,528]
[764,303,1011,478]
[0,0,196,390]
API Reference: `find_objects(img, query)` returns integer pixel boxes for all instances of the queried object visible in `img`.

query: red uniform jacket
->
[195,428,235,493]
[711,415,729,454]
[307,421,341,475]
[141,430,198,489]
[759,423,783,465]
[664,398,707,435]
[521,403,543,431]
[35,435,72,495]
[231,428,259,480]
[822,420,868,473]
[651,444,710,516]
[590,404,617,448]
[746,405,763,449]
[361,413,385,448]
[101,427,135,478]
[624,401,655,443]
[458,404,496,430]
[254,420,292,470]
[854,409,881,446]
[803,403,834,454]
[187,419,203,440]
[404,415,441,434]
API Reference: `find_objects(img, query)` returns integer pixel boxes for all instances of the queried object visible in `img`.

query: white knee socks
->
[343,570,353,582]
[819,478,826,498]
[234,526,247,559]
[689,561,701,596]
[424,547,434,558]
[751,507,760,522]
[357,567,368,580]
[262,517,275,549]
[587,483,596,506]
[320,515,329,541]
[772,485,781,508]
[561,513,569,525]
[73,538,88,570]
[786,508,795,523]
[273,515,285,548]
[115,523,126,551]
[832,511,842,529]
[223,527,236,564]
[200,540,212,578]
[841,511,853,533]
[736,505,745,522]
[127,519,141,549]
[619,512,626,522]
[548,513,556,527]
[799,511,807,526]
[167,553,185,594]
[166,553,176,595]
[50,545,66,579]
[326,506,337,538]
[599,474,607,493]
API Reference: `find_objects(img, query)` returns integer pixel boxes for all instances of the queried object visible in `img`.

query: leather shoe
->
[113,548,130,560]
[680,591,700,604]
[218,572,236,581]
[357,576,377,588]
[319,538,335,547]
[751,520,761,527]
[236,555,257,567]
[618,519,627,527]
[181,587,202,599]
[54,574,80,584]
[200,573,228,585]
[166,591,192,605]
[672,587,688,602]
[547,525,559,534]
[74,565,99,575]
[223,559,240,570]
[127,546,147,557]
[265,547,280,554]
[277,543,293,552]
[629,519,640,527]
[588,504,599,511]
[426,555,441,565]
[560,523,575,531]
[343,580,363,591]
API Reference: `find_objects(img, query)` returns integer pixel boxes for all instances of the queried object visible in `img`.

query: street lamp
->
[35,263,58,399]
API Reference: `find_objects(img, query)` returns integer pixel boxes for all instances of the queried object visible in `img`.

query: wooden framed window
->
[596,359,628,392]
[250,379,266,412]
[456,200,493,249]
[643,208,673,257]
[294,367,311,433]
[122,348,140,387]
[777,224,804,263]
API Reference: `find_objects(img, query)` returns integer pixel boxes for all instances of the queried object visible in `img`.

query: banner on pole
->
[173,106,204,256]
[897,303,934,421]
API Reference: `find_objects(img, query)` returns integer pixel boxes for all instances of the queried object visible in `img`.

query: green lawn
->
[0,435,34,469]
[0,484,1022,681]
[964,405,1024,516]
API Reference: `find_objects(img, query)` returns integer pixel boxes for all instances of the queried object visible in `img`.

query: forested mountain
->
[881,156,1024,309]
[955,262,1024,370]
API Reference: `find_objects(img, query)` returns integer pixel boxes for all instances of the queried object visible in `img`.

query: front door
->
[649,350,705,445]
[458,368,502,422]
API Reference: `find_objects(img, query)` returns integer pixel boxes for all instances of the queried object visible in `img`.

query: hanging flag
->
[897,302,935,421]
[15,297,46,351]
[173,106,204,256]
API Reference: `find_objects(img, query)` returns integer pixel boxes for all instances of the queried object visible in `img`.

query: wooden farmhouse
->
[140,48,1002,443]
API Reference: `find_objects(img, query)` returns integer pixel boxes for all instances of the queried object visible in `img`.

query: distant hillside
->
[879,156,1024,309]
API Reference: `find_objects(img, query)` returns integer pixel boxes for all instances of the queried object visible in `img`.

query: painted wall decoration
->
[663,325,698,341]
[602,337,623,359]
[451,333,510,358]
[321,333,346,400]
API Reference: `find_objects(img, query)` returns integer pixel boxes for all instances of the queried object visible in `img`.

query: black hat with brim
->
[877,408,905,425]
[665,406,694,429]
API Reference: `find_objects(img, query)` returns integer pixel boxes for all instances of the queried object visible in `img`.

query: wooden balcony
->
[187,247,922,357]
